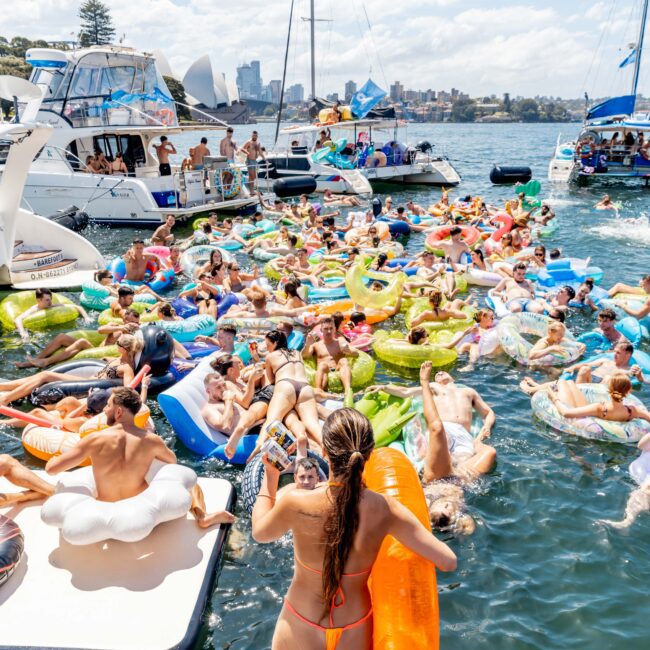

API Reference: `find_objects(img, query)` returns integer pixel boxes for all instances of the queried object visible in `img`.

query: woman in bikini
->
[261,329,323,455]
[193,249,224,279]
[222,261,259,294]
[410,290,469,328]
[547,373,650,423]
[0,333,140,406]
[252,407,456,650]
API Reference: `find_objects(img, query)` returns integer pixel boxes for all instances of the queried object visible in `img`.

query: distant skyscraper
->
[269,79,282,105]
[390,81,404,102]
[236,60,263,99]
[344,80,357,102]
[287,83,304,104]
[326,92,339,103]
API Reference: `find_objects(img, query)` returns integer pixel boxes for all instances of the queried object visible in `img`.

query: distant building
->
[390,81,404,102]
[286,83,304,104]
[236,60,263,99]
[326,92,339,103]
[268,79,282,105]
[344,80,357,102]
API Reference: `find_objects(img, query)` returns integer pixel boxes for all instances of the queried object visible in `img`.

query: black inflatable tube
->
[489,166,532,185]
[272,176,318,198]
[241,451,329,514]
[0,515,24,588]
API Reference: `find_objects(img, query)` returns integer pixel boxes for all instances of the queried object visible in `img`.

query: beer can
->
[261,439,291,471]
[264,420,295,453]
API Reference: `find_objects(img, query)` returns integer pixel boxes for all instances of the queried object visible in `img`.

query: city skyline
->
[0,1,648,99]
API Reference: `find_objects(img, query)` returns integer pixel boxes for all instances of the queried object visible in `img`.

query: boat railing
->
[33,95,177,129]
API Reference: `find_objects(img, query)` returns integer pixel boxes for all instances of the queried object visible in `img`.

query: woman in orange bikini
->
[252,408,457,650]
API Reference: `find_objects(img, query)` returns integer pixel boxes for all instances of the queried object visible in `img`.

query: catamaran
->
[1,45,259,225]
[549,0,650,184]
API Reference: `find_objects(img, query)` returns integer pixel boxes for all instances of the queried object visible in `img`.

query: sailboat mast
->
[632,0,649,101]
[310,0,316,99]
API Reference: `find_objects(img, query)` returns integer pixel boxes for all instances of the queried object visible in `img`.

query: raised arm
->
[251,459,292,542]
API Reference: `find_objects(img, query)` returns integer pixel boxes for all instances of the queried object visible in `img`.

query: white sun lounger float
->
[0,463,235,650]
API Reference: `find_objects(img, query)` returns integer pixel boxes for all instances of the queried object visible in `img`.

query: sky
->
[1,0,649,100]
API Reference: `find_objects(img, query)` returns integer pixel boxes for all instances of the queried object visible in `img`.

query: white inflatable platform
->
[0,471,235,649]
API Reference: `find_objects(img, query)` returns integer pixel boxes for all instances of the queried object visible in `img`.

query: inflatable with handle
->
[364,447,439,650]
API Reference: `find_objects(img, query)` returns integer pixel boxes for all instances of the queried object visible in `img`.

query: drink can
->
[264,420,295,453]
[261,439,291,471]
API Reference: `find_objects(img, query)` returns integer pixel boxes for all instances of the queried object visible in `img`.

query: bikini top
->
[602,403,634,421]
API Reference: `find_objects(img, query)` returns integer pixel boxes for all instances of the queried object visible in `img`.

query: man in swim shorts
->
[492,262,546,314]
[240,131,265,184]
[521,341,644,394]
[0,387,234,527]
[123,239,164,283]
[431,226,470,264]
[201,373,268,460]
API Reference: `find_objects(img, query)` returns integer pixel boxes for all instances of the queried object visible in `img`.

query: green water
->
[2,123,650,649]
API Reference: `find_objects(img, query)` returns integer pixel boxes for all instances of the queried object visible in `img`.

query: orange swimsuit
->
[283,482,373,650]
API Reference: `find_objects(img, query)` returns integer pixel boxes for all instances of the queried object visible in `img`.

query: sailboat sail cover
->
[587,95,636,120]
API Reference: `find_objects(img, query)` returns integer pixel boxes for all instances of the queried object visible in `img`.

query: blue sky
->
[1,0,649,99]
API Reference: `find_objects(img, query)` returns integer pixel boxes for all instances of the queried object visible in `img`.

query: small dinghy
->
[0,470,235,650]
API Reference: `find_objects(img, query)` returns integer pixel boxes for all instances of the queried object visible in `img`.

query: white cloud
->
[0,0,644,98]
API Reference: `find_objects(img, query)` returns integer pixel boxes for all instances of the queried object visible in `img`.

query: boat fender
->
[272,176,318,198]
[490,166,532,185]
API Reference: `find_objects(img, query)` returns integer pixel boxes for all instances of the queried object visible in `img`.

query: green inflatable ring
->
[0,291,78,332]
[373,330,458,369]
[304,350,376,393]
[97,302,160,326]
[404,298,474,332]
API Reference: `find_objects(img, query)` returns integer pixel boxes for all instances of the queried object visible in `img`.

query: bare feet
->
[195,509,236,528]
[14,358,36,369]
[519,377,539,395]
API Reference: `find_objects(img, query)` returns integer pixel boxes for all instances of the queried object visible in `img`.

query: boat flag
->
[350,79,387,119]
[619,47,637,68]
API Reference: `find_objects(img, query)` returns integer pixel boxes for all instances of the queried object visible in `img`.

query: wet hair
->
[95,269,113,283]
[111,387,142,415]
[562,285,576,300]
[397,206,405,215]
[332,312,345,329]
[321,409,374,618]
[473,308,494,323]
[583,278,595,290]
[408,327,428,345]
[428,290,444,310]
[284,280,300,298]
[375,253,388,268]
[609,374,632,402]
[598,308,617,321]
[117,286,135,298]
[288,234,298,247]
[202,223,212,234]
[349,311,366,325]
[265,329,288,349]
[295,457,318,473]
[472,248,485,262]
[615,341,634,354]
[132,239,144,246]
[210,250,223,265]
[549,248,561,259]
[513,262,527,272]
[158,302,175,318]
[642,274,650,282]
[349,247,360,255]
[211,354,236,376]
[201,137,208,144]
[371,236,380,248]
[548,308,565,323]
[450,226,462,236]
[430,510,452,529]
[35,288,53,299]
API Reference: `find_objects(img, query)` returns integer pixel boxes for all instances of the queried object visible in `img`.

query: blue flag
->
[350,79,387,119]
[619,48,637,68]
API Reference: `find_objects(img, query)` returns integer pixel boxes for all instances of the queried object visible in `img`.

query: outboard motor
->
[490,165,532,185]
[372,197,383,217]
[272,177,318,198]
[415,140,433,153]
[47,205,89,232]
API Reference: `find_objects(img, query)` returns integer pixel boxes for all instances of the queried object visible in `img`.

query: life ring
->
[0,515,24,588]
[484,212,513,256]
[304,350,376,393]
[425,226,480,255]
[404,298,474,333]
[344,261,406,310]
[372,330,458,370]
[215,165,242,199]
[531,383,650,444]
[497,312,582,366]
[241,450,329,514]
[344,222,390,244]
[0,291,79,332]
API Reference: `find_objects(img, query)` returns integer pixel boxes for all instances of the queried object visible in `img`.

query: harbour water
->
[2,122,650,649]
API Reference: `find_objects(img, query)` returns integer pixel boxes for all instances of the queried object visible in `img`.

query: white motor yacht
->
[3,45,258,226]
[258,118,460,193]
[0,105,104,289]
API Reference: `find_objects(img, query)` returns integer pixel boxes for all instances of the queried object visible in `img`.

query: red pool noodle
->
[0,406,54,429]
[129,364,151,389]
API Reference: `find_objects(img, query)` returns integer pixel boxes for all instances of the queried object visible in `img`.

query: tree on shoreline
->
[79,0,115,47]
